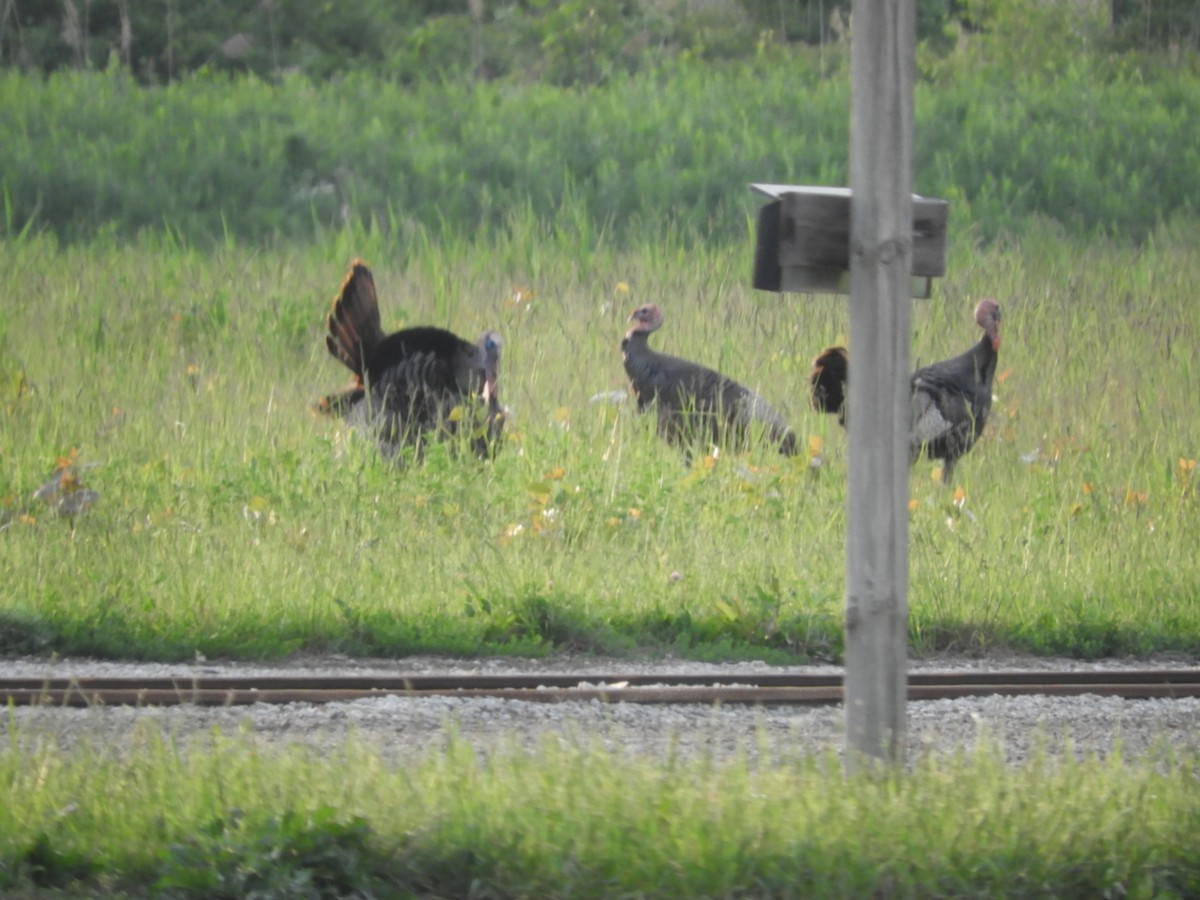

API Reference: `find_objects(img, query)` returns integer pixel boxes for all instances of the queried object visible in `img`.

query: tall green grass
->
[0,727,1197,897]
[1,213,1198,662]
[2,46,1198,247]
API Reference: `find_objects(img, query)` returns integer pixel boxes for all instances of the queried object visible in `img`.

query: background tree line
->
[1,0,1196,87]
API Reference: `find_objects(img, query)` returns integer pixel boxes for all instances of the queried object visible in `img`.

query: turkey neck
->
[621,329,670,400]
[969,332,999,389]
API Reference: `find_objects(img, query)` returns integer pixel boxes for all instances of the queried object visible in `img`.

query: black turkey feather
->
[622,303,797,458]
[316,260,504,461]
[810,298,1001,484]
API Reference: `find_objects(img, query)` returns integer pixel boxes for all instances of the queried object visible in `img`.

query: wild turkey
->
[809,298,1002,484]
[316,259,504,461]
[621,302,797,457]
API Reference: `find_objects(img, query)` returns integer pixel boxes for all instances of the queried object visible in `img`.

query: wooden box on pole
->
[751,184,946,298]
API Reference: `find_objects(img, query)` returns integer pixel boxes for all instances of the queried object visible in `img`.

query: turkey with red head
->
[621,302,797,458]
[316,259,504,461]
[809,298,1002,484]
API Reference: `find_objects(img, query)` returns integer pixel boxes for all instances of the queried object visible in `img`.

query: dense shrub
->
[0,59,850,245]
[1,0,1197,245]
[2,41,1197,247]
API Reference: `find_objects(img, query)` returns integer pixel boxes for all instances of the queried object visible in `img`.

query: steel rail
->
[2,669,1198,708]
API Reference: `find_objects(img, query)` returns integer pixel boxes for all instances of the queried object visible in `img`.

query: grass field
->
[1,213,1199,663]
[2,213,1199,897]
[0,728,1197,898]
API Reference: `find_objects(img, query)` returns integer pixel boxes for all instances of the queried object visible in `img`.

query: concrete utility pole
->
[844,0,915,765]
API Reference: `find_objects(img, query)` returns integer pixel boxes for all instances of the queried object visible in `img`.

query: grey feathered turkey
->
[621,302,797,457]
[809,298,1001,484]
[316,259,504,460]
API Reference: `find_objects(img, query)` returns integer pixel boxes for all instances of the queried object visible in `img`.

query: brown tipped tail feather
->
[324,260,386,378]
[808,346,849,426]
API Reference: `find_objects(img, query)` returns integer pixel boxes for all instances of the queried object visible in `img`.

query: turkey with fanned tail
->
[809,298,1001,484]
[621,302,797,459]
[316,259,504,461]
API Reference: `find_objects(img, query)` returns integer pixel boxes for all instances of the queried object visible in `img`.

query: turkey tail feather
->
[809,346,848,420]
[326,259,386,377]
[314,384,365,417]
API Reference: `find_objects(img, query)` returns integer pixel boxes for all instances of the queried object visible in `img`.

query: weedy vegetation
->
[0,728,1197,898]
[1,215,1198,663]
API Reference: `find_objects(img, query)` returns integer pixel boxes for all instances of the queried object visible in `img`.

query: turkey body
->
[809,298,1001,484]
[622,303,797,457]
[317,260,503,461]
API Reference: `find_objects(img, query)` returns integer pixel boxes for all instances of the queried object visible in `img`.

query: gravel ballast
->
[3,653,1198,766]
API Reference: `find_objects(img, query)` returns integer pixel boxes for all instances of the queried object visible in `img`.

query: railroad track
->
[3,669,1199,708]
